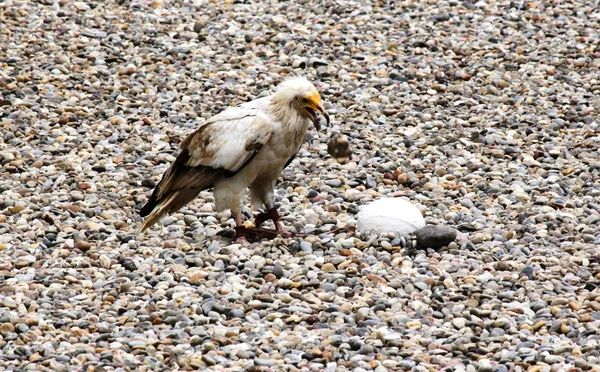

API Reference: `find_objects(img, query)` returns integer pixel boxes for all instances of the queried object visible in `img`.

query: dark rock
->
[415,225,457,249]
[433,13,450,22]
[311,58,328,67]
[348,338,363,351]
[120,235,136,243]
[228,309,245,318]
[120,258,138,271]
[307,190,319,198]
[141,178,155,188]
[365,177,377,189]
[273,262,284,278]
[193,22,205,33]
[519,266,534,280]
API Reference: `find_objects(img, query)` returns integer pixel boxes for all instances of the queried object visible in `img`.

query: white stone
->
[357,198,425,235]
[72,2,91,11]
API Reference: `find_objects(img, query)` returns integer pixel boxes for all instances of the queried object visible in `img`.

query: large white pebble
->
[357,198,425,235]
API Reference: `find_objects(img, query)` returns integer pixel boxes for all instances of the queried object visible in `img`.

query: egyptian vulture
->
[139,77,329,241]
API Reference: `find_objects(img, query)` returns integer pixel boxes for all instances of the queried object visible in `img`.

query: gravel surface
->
[2,0,600,371]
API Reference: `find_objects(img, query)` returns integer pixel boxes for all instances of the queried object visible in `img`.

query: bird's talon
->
[234,226,248,242]
[255,207,281,228]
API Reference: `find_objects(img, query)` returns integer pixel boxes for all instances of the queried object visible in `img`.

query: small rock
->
[76,241,92,251]
[519,266,534,280]
[307,190,319,198]
[415,225,457,249]
[99,255,111,269]
[453,318,466,329]
[15,255,36,268]
[273,262,284,278]
[326,179,342,188]
[321,263,335,272]
[299,241,313,253]
[2,298,17,309]
[0,323,15,335]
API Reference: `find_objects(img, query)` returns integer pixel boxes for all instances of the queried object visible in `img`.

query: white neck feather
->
[269,94,307,129]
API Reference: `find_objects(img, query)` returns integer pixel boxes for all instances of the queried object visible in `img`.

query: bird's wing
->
[164,111,272,193]
[139,108,272,229]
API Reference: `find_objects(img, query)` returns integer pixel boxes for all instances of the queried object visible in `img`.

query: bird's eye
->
[302,97,310,103]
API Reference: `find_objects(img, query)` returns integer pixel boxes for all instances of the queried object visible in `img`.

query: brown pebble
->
[0,323,15,336]
[103,295,115,304]
[397,173,408,185]
[465,298,479,307]
[58,113,77,124]
[76,241,92,251]
[337,260,352,270]
[366,273,387,284]
[496,261,510,271]
[321,263,335,272]
[163,240,177,249]
[421,277,435,286]
[326,204,340,213]
[496,79,510,88]
[569,301,581,311]
[368,361,379,369]
[24,317,39,327]
[340,249,352,256]
[531,320,545,332]
[6,205,25,215]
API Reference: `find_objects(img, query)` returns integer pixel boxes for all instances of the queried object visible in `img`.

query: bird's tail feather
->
[138,189,200,233]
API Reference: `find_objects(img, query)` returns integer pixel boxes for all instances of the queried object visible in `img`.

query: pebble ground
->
[1,0,600,371]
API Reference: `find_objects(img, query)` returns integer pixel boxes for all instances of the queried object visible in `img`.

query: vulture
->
[139,77,329,241]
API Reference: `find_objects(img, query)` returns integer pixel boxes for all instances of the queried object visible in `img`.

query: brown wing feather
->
[139,147,222,218]
[138,113,272,232]
[153,126,217,201]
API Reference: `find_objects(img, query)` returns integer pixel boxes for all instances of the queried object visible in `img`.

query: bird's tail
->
[138,189,200,233]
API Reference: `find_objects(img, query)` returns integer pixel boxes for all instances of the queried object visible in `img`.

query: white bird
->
[139,77,329,241]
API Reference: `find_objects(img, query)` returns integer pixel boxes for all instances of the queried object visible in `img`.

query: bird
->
[138,76,330,242]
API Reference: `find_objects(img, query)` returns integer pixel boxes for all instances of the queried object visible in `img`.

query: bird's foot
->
[271,226,292,237]
[234,225,355,243]
[234,226,249,244]
[255,207,281,229]
[234,226,291,242]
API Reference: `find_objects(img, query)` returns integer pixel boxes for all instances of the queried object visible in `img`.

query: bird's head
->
[275,77,330,130]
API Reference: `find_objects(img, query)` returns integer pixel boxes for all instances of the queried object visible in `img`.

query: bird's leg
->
[234,213,248,243]
[235,213,243,227]
[255,207,280,228]
[255,207,289,236]
[274,218,285,234]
